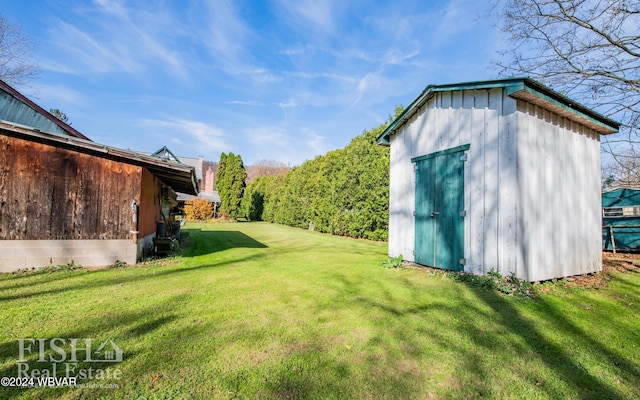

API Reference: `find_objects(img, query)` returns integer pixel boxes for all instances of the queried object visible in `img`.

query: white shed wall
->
[516,101,602,281]
[388,88,603,281]
[389,88,519,275]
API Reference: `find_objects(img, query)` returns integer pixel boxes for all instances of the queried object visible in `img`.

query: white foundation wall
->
[0,239,137,272]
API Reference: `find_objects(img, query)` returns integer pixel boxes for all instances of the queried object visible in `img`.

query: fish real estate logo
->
[2,338,124,389]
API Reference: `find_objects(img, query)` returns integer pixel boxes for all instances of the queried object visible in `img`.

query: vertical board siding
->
[0,136,142,240]
[138,167,162,239]
[484,89,501,272]
[461,92,474,271]
[498,92,518,277]
[516,102,602,281]
[389,87,602,280]
[469,90,487,275]
[388,130,408,259]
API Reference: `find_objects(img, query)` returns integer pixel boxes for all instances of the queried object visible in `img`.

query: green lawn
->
[1,222,639,399]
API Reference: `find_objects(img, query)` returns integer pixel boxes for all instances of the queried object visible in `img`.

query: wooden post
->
[609,225,616,254]
[131,200,139,243]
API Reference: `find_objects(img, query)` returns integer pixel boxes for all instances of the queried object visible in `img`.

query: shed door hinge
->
[460,153,468,162]
[459,210,466,217]
[413,250,416,256]
[459,258,467,265]
[413,210,416,216]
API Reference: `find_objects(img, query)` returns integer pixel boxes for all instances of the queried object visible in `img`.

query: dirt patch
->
[540,252,640,291]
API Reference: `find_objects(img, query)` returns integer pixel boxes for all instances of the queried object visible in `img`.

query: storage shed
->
[0,80,198,271]
[602,188,640,252]
[377,77,620,282]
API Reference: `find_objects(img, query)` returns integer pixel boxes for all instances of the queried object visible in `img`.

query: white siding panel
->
[484,89,501,273]
[515,101,530,280]
[497,96,519,277]
[388,127,414,261]
[468,90,487,275]
[451,91,464,148]
[461,92,474,268]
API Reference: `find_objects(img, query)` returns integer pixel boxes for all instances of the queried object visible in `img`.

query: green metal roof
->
[377,77,621,146]
[0,79,91,141]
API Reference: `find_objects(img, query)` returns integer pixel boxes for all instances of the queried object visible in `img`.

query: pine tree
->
[216,152,246,219]
[228,154,247,219]
[216,153,230,214]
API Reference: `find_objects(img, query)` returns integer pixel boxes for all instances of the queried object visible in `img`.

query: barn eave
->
[0,121,198,195]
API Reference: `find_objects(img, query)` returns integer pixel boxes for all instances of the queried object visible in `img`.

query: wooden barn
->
[377,77,620,282]
[602,188,640,252]
[0,80,197,271]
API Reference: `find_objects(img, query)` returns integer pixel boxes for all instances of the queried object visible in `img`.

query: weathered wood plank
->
[0,136,142,240]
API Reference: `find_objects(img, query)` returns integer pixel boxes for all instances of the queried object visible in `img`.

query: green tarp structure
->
[602,188,640,251]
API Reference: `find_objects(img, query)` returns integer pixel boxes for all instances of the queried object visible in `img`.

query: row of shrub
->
[184,108,400,241]
[239,112,399,241]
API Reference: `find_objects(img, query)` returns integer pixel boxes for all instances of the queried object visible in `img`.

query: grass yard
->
[1,222,639,399]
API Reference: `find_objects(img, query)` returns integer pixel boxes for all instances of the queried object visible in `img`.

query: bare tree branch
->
[0,13,38,87]
[493,0,640,185]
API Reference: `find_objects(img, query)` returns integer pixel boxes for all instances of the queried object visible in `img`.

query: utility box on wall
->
[378,78,620,282]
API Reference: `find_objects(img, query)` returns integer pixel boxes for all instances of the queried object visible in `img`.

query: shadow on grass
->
[0,252,265,302]
[0,229,268,302]
[265,271,639,399]
[183,229,267,257]
[0,296,185,400]
[468,290,636,399]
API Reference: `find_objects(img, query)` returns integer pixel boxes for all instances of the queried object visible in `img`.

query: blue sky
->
[2,0,503,166]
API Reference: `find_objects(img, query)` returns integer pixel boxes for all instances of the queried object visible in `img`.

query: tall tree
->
[216,152,246,219]
[493,0,639,165]
[216,153,230,214]
[228,154,247,219]
[0,13,38,86]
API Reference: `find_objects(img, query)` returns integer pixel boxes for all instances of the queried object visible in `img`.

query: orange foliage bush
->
[184,199,214,220]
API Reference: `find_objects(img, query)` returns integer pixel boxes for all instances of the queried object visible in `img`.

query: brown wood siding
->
[138,167,161,238]
[0,135,142,240]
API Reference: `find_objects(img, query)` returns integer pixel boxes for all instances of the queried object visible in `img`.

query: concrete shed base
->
[0,239,137,272]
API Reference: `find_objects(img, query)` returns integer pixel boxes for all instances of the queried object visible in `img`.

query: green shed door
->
[414,145,467,271]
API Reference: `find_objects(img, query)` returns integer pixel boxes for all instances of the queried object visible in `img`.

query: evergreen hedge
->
[242,112,399,241]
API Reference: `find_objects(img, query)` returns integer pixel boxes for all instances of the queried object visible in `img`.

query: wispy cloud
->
[200,0,249,61]
[275,0,336,34]
[43,1,189,80]
[276,99,299,109]
[196,0,280,83]
[302,128,327,154]
[18,0,501,167]
[226,100,264,106]
[49,20,140,74]
[137,118,232,155]
[31,83,86,108]
[246,125,327,166]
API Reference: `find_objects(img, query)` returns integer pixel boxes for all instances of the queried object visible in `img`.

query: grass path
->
[0,222,639,399]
